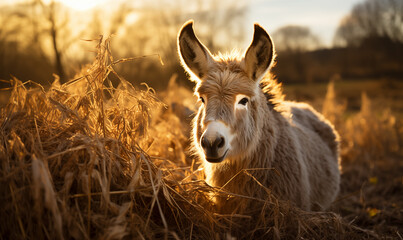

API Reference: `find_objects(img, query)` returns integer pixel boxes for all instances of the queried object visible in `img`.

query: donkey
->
[177,20,340,211]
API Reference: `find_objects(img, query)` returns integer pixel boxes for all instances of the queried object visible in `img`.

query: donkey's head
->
[178,20,275,164]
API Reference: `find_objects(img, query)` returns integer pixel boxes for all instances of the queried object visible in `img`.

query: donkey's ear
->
[178,20,213,80]
[244,24,275,81]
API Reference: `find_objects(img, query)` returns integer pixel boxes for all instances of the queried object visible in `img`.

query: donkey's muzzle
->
[201,135,227,163]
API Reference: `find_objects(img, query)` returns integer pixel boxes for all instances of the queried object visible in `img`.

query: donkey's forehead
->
[196,68,256,97]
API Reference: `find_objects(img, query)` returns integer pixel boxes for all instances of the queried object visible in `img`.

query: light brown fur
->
[178,20,340,211]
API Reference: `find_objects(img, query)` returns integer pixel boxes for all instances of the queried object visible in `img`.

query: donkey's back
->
[279,101,340,210]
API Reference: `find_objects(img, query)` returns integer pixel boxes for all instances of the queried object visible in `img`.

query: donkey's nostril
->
[216,137,225,149]
[201,136,208,149]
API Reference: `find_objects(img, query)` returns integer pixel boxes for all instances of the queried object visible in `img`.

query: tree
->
[272,25,321,53]
[271,25,321,83]
[38,0,69,81]
[5,0,73,81]
[334,0,403,47]
[0,2,56,84]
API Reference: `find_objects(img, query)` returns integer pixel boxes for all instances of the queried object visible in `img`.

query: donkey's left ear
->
[178,20,214,81]
[244,24,275,81]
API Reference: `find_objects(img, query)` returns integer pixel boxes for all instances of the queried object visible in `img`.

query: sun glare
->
[56,0,107,11]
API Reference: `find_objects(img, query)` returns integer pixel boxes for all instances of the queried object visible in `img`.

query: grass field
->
[0,38,402,239]
[284,78,403,115]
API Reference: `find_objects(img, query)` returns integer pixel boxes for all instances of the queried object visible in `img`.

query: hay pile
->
[0,37,375,239]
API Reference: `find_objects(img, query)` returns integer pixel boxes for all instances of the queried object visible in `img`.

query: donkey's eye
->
[200,97,205,104]
[238,97,249,106]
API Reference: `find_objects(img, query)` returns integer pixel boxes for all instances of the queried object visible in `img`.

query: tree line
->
[273,0,403,83]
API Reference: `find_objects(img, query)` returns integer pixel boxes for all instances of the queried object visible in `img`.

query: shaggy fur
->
[178,20,340,211]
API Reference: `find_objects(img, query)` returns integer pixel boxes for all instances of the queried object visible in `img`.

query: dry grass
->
[323,80,403,239]
[0,37,401,239]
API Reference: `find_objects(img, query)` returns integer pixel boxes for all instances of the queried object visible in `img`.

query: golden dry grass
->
[0,37,402,239]
[322,81,403,238]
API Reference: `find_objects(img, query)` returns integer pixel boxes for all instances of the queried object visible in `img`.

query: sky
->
[0,0,364,47]
[248,0,364,47]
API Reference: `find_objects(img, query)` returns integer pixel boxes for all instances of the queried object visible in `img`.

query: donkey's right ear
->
[244,24,275,82]
[178,20,213,80]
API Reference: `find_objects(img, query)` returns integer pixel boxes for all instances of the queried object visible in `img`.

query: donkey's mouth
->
[205,149,228,163]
